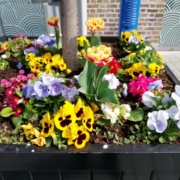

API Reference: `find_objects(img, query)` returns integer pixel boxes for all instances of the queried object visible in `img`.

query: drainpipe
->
[118,0,141,35]
[78,0,87,35]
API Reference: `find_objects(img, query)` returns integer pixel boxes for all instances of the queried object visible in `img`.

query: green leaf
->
[12,115,23,134]
[8,38,13,50]
[96,65,108,89]
[11,44,18,52]
[22,106,38,121]
[96,119,108,126]
[90,35,101,47]
[159,136,165,143]
[0,107,14,117]
[46,46,61,55]
[78,60,96,95]
[127,109,144,122]
[15,89,23,98]
[78,57,87,66]
[150,96,159,107]
[46,137,52,148]
[96,89,119,104]
[5,51,11,58]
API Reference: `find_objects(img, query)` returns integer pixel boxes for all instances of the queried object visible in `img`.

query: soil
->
[0,41,176,145]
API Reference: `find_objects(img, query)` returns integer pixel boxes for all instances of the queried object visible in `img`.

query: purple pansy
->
[49,80,65,96]
[147,110,169,133]
[22,80,36,98]
[34,81,49,98]
[148,80,163,90]
[62,86,79,102]
[24,47,39,55]
[33,34,55,47]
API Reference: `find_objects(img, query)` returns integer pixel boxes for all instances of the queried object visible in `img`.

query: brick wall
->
[87,0,166,43]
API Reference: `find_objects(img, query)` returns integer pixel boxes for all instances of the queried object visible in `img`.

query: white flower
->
[165,105,178,119]
[142,91,155,108]
[102,73,120,89]
[145,46,152,51]
[120,104,131,119]
[147,110,169,133]
[1,54,7,59]
[101,102,120,124]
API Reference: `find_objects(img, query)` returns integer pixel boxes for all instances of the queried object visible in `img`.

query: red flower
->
[47,16,59,27]
[13,107,23,117]
[107,57,121,74]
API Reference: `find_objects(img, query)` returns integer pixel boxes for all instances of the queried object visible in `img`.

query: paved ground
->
[158,51,180,85]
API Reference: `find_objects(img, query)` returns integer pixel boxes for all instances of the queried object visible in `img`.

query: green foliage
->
[0,60,9,70]
[127,109,144,122]
[0,107,14,117]
[78,60,118,104]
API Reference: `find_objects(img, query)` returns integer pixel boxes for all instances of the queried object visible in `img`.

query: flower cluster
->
[21,99,94,149]
[22,73,78,102]
[0,70,34,117]
[25,53,71,76]
[128,74,162,101]
[0,16,179,149]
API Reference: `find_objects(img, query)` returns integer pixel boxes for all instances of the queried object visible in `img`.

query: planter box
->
[1,144,180,180]
[0,36,179,180]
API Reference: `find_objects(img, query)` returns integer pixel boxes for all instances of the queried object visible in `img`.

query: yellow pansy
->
[83,106,94,132]
[66,124,90,149]
[121,31,132,43]
[54,101,76,131]
[148,63,161,77]
[132,30,138,35]
[77,36,90,47]
[21,123,40,139]
[90,102,99,112]
[86,18,105,33]
[59,62,67,71]
[74,98,85,120]
[42,52,52,64]
[33,57,44,66]
[31,136,46,146]
[66,68,72,74]
[136,34,144,43]
[25,53,35,61]
[41,112,54,137]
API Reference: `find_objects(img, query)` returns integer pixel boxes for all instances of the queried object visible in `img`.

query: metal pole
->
[78,0,87,35]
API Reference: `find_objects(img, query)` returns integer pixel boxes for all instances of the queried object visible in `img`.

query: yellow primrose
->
[41,112,54,137]
[78,49,86,58]
[77,36,90,47]
[54,101,76,131]
[21,123,40,139]
[86,18,105,33]
[128,53,136,60]
[148,63,161,77]
[139,49,146,55]
[157,53,164,61]
[25,53,35,61]
[83,106,94,132]
[66,68,72,74]
[42,52,52,64]
[74,98,85,120]
[67,124,90,149]
[31,136,46,146]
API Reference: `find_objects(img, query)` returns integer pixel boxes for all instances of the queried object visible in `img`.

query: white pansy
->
[142,91,155,108]
[102,73,120,89]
